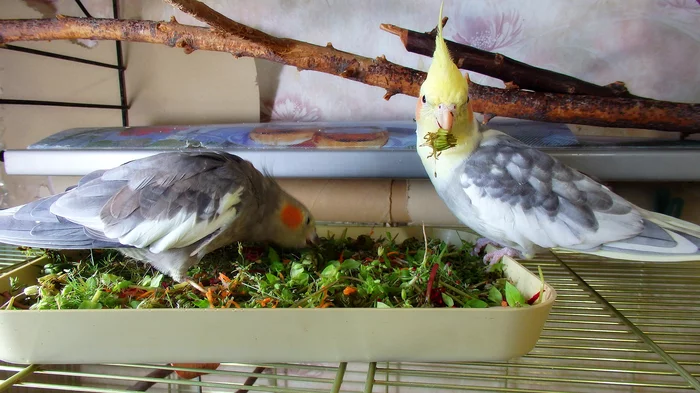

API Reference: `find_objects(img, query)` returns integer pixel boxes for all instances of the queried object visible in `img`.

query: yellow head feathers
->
[421,2,469,106]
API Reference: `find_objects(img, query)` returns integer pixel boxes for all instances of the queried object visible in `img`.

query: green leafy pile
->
[8,230,540,310]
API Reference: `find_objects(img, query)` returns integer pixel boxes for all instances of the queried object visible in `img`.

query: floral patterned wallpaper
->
[167,0,699,122]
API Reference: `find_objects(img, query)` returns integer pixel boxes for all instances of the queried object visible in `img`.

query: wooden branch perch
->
[0,12,698,133]
[380,23,636,98]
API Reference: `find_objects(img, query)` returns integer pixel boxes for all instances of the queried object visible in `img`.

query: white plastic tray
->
[0,226,556,365]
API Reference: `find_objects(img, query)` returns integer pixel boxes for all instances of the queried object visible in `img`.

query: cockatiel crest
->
[416,2,480,177]
[421,3,469,110]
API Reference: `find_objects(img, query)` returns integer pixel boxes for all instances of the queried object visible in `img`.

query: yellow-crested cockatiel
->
[0,151,319,289]
[415,4,700,264]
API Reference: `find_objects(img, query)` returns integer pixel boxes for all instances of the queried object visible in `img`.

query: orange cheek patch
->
[415,99,422,121]
[281,204,303,229]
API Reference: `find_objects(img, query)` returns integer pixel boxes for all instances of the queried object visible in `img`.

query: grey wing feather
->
[0,151,260,253]
[460,132,643,251]
[13,194,63,222]
[51,151,260,247]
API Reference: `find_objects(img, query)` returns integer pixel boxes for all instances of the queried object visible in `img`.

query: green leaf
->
[269,261,284,274]
[266,273,279,284]
[465,298,489,308]
[138,275,152,287]
[488,286,503,304]
[399,269,412,281]
[505,281,527,308]
[290,262,305,280]
[488,261,504,274]
[9,277,19,292]
[78,300,101,309]
[268,247,280,263]
[300,254,314,266]
[290,262,310,285]
[281,288,294,302]
[129,300,141,309]
[340,259,360,272]
[149,273,163,288]
[376,301,391,308]
[85,276,98,288]
[321,263,339,278]
[100,273,119,286]
[441,293,455,307]
[193,299,210,308]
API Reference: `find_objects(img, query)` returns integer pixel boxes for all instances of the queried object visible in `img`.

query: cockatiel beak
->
[307,231,320,246]
[436,103,456,131]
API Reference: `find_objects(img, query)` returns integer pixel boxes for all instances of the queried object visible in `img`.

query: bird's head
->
[269,193,319,249]
[415,3,476,143]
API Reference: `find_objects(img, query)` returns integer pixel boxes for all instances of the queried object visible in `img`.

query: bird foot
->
[471,238,501,256]
[483,247,522,266]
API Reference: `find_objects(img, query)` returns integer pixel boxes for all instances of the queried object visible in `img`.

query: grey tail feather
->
[598,219,700,258]
[0,197,126,251]
[0,219,125,250]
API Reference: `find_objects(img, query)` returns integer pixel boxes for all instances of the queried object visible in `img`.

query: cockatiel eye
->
[421,95,427,104]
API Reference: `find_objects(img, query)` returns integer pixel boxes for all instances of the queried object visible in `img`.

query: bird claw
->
[483,247,522,266]
[472,238,499,256]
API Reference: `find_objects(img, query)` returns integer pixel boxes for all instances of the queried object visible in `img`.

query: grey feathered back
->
[462,135,633,233]
[0,151,276,251]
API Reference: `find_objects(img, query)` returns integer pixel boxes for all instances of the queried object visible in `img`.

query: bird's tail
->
[0,195,122,250]
[558,207,700,262]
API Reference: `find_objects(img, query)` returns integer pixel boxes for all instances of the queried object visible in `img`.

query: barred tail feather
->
[639,207,700,239]
[558,209,700,262]
[0,197,124,250]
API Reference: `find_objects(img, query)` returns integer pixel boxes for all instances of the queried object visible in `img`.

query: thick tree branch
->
[0,16,698,133]
[165,0,268,41]
[380,23,636,98]
[468,83,696,132]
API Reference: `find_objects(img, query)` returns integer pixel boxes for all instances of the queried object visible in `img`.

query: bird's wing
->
[47,151,262,253]
[458,131,644,253]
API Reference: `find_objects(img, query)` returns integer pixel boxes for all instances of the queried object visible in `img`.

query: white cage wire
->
[1,250,699,392]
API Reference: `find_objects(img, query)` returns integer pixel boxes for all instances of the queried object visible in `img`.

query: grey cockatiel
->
[414,4,700,264]
[0,151,319,288]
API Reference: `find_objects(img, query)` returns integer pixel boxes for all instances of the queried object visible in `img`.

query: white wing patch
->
[119,186,245,253]
[460,185,561,256]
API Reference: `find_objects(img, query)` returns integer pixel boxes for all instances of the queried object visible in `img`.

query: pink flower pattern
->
[659,0,700,10]
[261,95,322,122]
[453,10,524,51]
